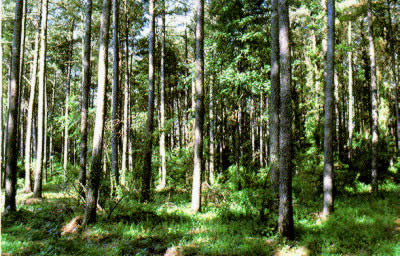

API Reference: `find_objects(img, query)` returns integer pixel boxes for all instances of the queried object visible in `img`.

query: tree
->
[0,0,4,184]
[24,6,41,193]
[191,0,204,213]
[111,0,120,186]
[323,0,335,218]
[4,0,24,213]
[269,0,280,196]
[367,0,378,194]
[84,0,111,225]
[142,0,156,201]
[278,0,294,239]
[348,21,354,160]
[159,0,167,189]
[79,0,93,193]
[33,0,48,198]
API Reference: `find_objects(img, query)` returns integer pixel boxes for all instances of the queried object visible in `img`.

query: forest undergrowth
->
[2,178,400,256]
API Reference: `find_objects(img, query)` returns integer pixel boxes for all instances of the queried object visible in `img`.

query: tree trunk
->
[24,10,41,193]
[142,0,156,201]
[121,0,129,186]
[84,0,111,225]
[367,0,378,194]
[159,0,167,189]
[79,0,92,194]
[18,0,27,161]
[323,0,335,218]
[0,0,3,181]
[111,0,120,186]
[259,93,264,167]
[209,75,215,185]
[191,0,204,213]
[33,0,48,198]
[278,0,294,239]
[348,21,354,160]
[4,0,24,213]
[270,0,280,195]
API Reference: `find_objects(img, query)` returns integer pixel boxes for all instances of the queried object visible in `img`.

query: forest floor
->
[1,179,400,256]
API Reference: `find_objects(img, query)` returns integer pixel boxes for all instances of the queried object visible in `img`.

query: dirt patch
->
[24,198,43,205]
[164,246,183,256]
[61,216,83,235]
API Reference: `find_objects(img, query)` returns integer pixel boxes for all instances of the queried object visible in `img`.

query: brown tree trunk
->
[142,0,156,201]
[191,0,204,213]
[84,0,111,225]
[79,0,92,193]
[323,0,335,218]
[4,0,24,213]
[33,0,48,199]
[278,0,294,239]
[111,0,120,185]
[0,0,3,181]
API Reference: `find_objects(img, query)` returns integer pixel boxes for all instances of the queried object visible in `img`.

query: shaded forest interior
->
[1,0,400,255]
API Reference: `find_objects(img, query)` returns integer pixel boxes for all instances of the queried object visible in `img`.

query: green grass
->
[2,180,400,255]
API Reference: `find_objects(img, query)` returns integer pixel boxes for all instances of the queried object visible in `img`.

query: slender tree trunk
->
[142,0,156,201]
[63,21,74,177]
[43,77,48,182]
[348,21,354,160]
[4,0,24,213]
[79,0,92,193]
[367,0,378,194]
[259,93,264,167]
[191,0,204,213]
[209,75,215,185]
[270,0,280,195]
[111,0,120,186]
[159,0,167,189]
[121,0,129,186]
[323,0,335,218]
[278,0,294,239]
[18,0,27,161]
[0,0,3,180]
[24,11,41,193]
[33,0,48,198]
[84,0,111,225]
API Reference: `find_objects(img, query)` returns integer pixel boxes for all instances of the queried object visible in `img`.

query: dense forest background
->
[1,0,400,255]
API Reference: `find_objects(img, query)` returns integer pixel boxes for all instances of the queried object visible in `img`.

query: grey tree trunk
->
[367,0,378,194]
[259,93,264,167]
[159,0,167,189]
[191,0,204,213]
[121,0,129,186]
[209,75,215,185]
[111,0,120,186]
[0,0,3,179]
[269,0,280,195]
[24,10,41,193]
[33,0,48,198]
[278,0,294,239]
[348,21,354,160]
[4,0,24,213]
[323,0,335,218]
[84,0,111,225]
[142,0,156,201]
[79,0,92,193]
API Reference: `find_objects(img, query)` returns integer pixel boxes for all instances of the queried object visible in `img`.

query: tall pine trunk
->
[79,0,92,193]
[269,0,279,195]
[111,0,120,186]
[4,0,24,213]
[84,0,111,225]
[348,21,354,160]
[367,0,378,193]
[323,0,335,218]
[33,0,48,198]
[191,0,204,213]
[278,0,294,239]
[0,0,3,178]
[142,0,156,201]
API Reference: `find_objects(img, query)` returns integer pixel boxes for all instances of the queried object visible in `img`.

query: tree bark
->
[209,75,215,185]
[270,0,280,195]
[278,0,294,239]
[84,0,111,225]
[191,0,204,213]
[24,9,41,193]
[111,0,120,186]
[79,0,92,194]
[367,0,378,194]
[0,0,3,181]
[348,21,354,160]
[159,0,167,189]
[33,0,48,198]
[323,0,335,218]
[142,0,156,201]
[4,0,24,213]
